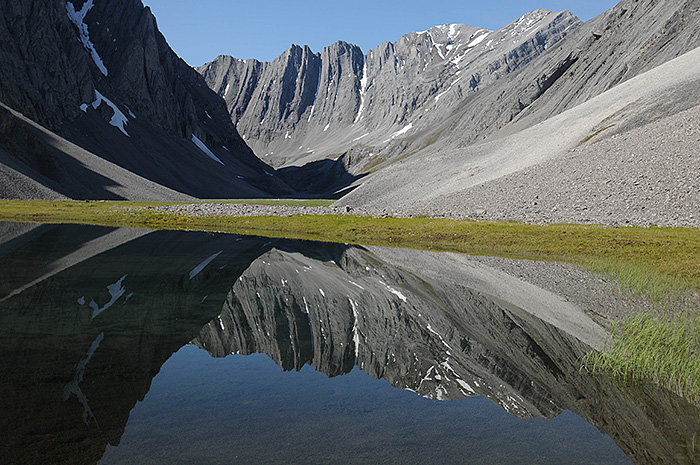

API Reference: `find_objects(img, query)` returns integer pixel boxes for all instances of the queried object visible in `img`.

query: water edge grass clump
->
[586,258,692,306]
[584,311,700,406]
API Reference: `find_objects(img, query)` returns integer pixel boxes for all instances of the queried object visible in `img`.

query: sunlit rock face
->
[199,0,700,176]
[198,10,580,169]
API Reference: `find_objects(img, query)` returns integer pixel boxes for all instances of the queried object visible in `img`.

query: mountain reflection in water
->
[0,223,697,464]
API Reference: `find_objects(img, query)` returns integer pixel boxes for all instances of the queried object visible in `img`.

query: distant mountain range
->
[1,0,699,222]
[199,10,579,169]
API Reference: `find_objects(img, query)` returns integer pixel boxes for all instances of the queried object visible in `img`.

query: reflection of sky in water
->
[101,346,631,465]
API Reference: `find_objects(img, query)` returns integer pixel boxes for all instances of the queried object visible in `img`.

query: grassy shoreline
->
[1,199,699,403]
[1,200,698,292]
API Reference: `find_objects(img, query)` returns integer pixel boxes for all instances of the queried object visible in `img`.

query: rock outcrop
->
[0,0,292,200]
[199,10,580,170]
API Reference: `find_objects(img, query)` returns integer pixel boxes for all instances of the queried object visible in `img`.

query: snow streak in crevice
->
[66,0,108,76]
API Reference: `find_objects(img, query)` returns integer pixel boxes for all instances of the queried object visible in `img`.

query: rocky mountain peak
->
[199,9,580,172]
[0,0,293,200]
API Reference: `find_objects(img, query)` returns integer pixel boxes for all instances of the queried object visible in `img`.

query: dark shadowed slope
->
[0,0,292,200]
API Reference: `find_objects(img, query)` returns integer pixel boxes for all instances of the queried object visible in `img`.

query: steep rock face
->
[376,0,700,161]
[339,0,700,216]
[198,0,700,202]
[0,0,87,131]
[517,0,700,122]
[0,0,290,199]
[448,0,700,142]
[199,10,580,169]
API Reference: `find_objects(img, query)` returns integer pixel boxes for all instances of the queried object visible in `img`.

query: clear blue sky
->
[143,0,620,66]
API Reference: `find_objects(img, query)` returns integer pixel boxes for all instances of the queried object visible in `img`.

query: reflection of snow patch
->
[386,286,407,302]
[427,324,452,350]
[63,332,105,425]
[92,275,128,319]
[349,298,361,359]
[379,280,408,302]
[189,251,223,279]
[456,378,475,394]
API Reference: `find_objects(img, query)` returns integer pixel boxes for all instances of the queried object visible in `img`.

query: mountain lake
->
[0,223,698,464]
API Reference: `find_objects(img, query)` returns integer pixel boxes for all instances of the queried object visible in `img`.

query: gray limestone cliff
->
[200,0,700,205]
[198,10,580,170]
[337,0,700,219]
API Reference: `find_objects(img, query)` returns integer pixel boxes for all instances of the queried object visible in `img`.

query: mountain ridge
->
[0,0,292,200]
[199,9,580,171]
[197,0,700,214]
[1,0,699,225]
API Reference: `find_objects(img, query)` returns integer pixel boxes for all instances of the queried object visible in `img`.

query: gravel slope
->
[339,46,700,228]
[417,104,700,227]
[0,103,195,202]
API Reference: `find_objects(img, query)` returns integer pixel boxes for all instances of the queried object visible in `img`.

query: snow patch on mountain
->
[80,90,130,136]
[467,30,490,47]
[66,0,108,76]
[385,123,414,142]
[191,135,225,165]
[354,60,369,123]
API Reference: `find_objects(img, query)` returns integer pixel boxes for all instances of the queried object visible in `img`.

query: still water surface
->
[0,223,697,464]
